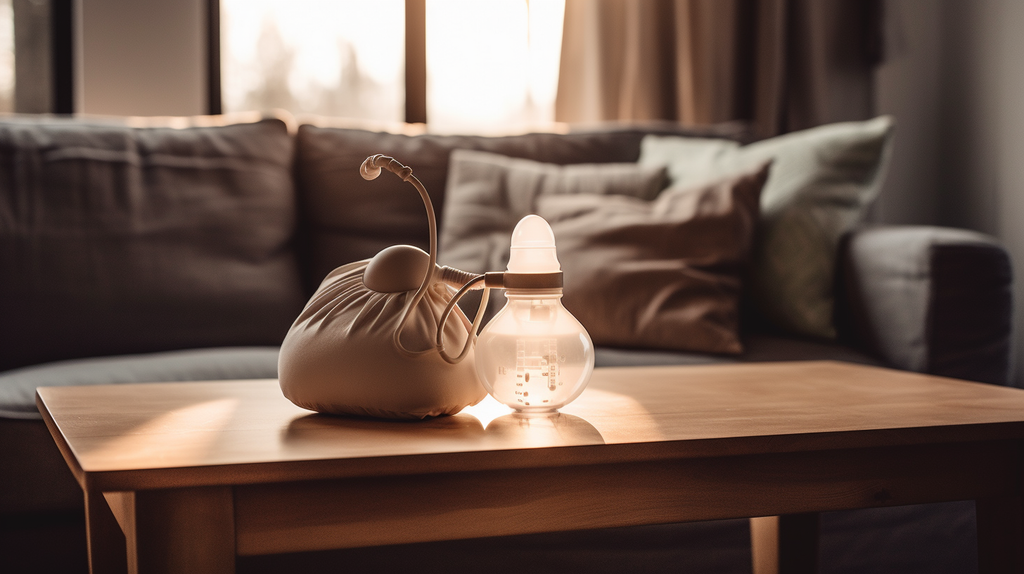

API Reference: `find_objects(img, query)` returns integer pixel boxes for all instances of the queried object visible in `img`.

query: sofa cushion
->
[0,117,306,371]
[293,123,734,288]
[537,164,769,355]
[594,334,882,368]
[640,117,895,340]
[0,347,281,420]
[838,226,1013,385]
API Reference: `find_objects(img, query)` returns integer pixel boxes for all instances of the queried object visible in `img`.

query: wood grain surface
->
[34,361,1024,573]
[232,440,1019,556]
[35,361,1024,492]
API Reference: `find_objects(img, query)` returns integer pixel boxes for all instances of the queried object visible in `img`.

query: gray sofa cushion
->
[0,117,306,372]
[0,347,281,420]
[294,123,736,288]
[595,334,882,368]
[839,226,1013,385]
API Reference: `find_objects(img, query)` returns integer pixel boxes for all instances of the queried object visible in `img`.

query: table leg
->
[750,513,820,574]
[977,496,1024,573]
[85,490,128,574]
[124,486,236,574]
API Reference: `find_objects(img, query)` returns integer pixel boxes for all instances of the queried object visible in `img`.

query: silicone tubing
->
[359,154,495,362]
[359,154,440,358]
[436,276,491,364]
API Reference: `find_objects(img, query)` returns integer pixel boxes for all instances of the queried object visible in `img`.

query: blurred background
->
[3,0,1022,385]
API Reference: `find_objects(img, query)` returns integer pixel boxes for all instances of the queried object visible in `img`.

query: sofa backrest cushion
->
[0,117,306,371]
[294,123,734,288]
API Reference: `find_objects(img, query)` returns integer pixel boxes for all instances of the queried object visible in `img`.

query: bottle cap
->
[507,215,561,273]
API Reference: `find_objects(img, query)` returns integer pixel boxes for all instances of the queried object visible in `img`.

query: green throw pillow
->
[639,116,895,339]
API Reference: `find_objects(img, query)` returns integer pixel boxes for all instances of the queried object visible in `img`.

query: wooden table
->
[36,361,1024,574]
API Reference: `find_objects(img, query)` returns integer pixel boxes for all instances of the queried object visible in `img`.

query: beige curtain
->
[555,0,882,138]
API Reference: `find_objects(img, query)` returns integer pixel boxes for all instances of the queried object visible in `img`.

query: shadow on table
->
[282,409,604,451]
[485,411,605,446]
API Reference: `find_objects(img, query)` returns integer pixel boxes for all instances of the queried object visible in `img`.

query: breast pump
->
[278,154,594,418]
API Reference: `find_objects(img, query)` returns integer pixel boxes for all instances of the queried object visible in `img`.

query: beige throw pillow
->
[537,164,769,354]
[640,116,895,340]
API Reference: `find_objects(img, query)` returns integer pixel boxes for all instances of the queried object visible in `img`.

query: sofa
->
[0,112,1012,573]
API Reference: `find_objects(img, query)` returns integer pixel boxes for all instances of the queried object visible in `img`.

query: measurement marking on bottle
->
[514,338,560,399]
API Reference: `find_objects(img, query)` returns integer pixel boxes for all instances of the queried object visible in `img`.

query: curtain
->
[555,0,883,138]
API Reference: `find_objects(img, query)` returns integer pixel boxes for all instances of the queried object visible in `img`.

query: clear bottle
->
[474,215,595,412]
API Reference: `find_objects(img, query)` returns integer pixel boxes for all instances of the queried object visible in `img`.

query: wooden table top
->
[36,361,1024,492]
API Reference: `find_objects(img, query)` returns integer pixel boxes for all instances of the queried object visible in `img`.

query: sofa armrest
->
[838,225,1013,385]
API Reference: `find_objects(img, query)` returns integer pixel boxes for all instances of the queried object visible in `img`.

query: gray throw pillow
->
[0,117,306,371]
[639,116,895,339]
[439,149,667,275]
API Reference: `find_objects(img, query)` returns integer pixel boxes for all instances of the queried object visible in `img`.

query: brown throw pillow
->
[537,163,771,355]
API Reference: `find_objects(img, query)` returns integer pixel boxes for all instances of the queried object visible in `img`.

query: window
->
[425,0,563,133]
[5,0,73,114]
[220,0,405,123]
[220,0,564,133]
[0,0,13,112]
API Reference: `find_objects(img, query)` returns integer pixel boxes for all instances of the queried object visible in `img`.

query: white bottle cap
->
[507,215,561,273]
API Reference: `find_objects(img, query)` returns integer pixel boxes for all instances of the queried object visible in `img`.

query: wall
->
[875,0,1024,385]
[76,0,206,116]
[13,0,52,113]
[872,1,943,225]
